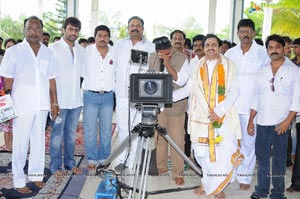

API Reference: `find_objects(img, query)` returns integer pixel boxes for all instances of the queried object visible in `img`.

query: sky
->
[0,0,255,41]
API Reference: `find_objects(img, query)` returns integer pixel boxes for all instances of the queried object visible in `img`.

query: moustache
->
[131,29,139,33]
[271,52,279,56]
[175,42,182,45]
[243,36,250,39]
[195,49,201,52]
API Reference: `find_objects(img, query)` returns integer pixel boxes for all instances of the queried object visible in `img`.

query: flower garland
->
[213,63,226,128]
[200,63,226,128]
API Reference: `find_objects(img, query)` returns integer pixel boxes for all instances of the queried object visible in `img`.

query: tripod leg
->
[99,133,139,168]
[129,136,144,199]
[141,138,153,199]
[160,133,202,176]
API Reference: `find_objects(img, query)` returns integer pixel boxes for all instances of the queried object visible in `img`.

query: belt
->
[88,90,112,94]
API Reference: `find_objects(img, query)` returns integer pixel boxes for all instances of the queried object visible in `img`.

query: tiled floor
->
[1,131,300,199]
[79,153,300,199]
[78,132,300,199]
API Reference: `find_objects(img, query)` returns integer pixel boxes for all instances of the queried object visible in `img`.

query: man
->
[286,36,300,193]
[78,38,88,48]
[175,34,243,198]
[220,40,231,55]
[149,36,189,185]
[49,17,85,178]
[225,19,269,190]
[184,34,205,158]
[282,35,294,168]
[82,25,115,170]
[291,38,300,67]
[190,34,205,74]
[170,29,192,59]
[248,34,300,199]
[0,16,59,194]
[282,36,293,59]
[113,16,155,170]
[41,32,50,46]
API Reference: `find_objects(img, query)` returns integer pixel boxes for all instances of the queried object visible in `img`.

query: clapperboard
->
[0,94,17,123]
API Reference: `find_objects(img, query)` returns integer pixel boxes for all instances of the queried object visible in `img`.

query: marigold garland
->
[200,63,226,128]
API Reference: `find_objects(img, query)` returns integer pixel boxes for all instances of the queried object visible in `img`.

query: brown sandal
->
[15,186,32,194]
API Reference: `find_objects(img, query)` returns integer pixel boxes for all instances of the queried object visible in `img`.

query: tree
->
[270,0,300,38]
[0,16,24,41]
[43,0,67,40]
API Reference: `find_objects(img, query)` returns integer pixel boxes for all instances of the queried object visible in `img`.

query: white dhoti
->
[12,110,48,188]
[193,120,243,196]
[236,114,256,184]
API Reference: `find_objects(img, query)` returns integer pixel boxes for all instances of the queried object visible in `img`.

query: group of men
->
[0,14,300,199]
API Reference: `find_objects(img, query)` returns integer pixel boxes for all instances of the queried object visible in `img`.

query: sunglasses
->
[269,77,275,92]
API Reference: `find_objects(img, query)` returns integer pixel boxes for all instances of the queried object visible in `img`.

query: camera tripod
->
[96,106,202,198]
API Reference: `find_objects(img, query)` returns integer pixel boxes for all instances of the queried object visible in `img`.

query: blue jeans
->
[254,124,289,199]
[83,90,114,165]
[50,107,82,173]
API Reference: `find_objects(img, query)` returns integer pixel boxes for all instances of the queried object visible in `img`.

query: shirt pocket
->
[39,59,50,76]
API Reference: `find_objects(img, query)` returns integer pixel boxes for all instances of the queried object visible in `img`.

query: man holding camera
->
[113,16,155,170]
[149,36,189,185]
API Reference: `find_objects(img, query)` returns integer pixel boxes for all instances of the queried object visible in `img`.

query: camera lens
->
[144,80,158,95]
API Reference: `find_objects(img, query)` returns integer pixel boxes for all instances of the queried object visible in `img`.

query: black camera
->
[129,73,173,104]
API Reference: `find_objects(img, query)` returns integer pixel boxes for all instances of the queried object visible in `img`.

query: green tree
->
[270,0,300,38]
[43,0,67,40]
[180,17,203,39]
[0,16,24,41]
[244,6,264,38]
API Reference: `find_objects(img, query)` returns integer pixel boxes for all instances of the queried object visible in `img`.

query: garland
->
[200,63,226,128]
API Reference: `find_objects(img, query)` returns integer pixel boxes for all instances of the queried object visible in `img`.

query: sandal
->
[250,193,260,199]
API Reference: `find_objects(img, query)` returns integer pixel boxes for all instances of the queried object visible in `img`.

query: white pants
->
[12,110,48,188]
[115,97,141,168]
[236,114,257,184]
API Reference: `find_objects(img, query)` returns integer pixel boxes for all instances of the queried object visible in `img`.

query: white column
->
[37,0,44,19]
[262,0,273,41]
[67,0,79,17]
[208,0,217,34]
[90,0,99,36]
[229,0,244,43]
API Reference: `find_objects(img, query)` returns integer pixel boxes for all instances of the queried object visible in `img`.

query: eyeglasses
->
[25,27,42,33]
[238,29,254,34]
[269,77,275,92]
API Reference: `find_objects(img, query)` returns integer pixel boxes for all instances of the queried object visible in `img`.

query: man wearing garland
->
[173,34,243,198]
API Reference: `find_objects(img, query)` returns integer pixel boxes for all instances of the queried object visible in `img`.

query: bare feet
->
[87,164,96,171]
[215,191,226,199]
[72,167,82,174]
[194,185,205,195]
[53,170,66,180]
[158,168,168,175]
[15,186,32,194]
[33,181,45,189]
[174,177,184,185]
[239,183,251,190]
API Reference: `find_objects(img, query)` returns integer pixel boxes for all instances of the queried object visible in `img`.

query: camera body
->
[129,73,173,104]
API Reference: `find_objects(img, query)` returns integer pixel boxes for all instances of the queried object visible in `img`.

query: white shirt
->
[113,37,155,98]
[189,56,201,77]
[225,41,269,114]
[251,57,300,125]
[0,40,57,115]
[173,55,239,117]
[82,44,115,92]
[49,38,85,109]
